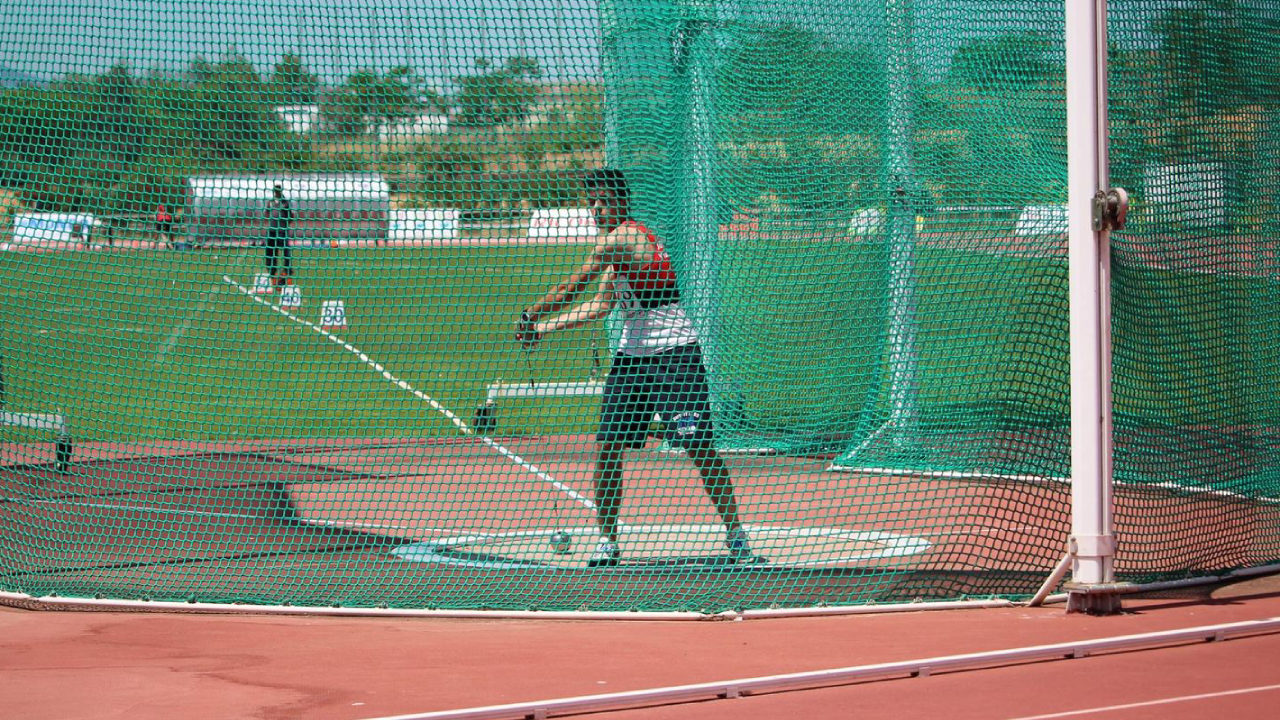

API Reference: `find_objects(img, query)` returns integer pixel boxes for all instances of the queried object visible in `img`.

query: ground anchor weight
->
[471,401,496,435]
[55,434,73,474]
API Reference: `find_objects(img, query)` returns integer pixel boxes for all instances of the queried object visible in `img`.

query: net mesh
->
[1,0,1278,612]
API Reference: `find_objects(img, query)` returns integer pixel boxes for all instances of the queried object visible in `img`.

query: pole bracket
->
[1091,187,1129,232]
[1066,534,1124,614]
[1069,533,1116,558]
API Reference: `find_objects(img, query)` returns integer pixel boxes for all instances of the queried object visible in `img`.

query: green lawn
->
[3,240,1278,454]
[1,245,604,441]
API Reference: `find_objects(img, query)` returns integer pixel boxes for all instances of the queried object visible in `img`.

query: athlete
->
[154,204,173,249]
[517,168,759,568]
[264,184,294,288]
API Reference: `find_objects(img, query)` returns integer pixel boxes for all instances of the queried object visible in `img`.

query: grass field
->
[4,235,1280,611]
[3,237,1278,457]
[0,245,607,442]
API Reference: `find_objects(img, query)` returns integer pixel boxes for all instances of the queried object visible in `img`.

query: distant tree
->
[0,80,97,212]
[914,32,1066,204]
[453,56,543,127]
[92,62,141,146]
[1139,0,1280,230]
[1150,0,1248,118]
[947,33,1058,92]
[711,24,887,212]
[323,65,441,137]
[186,56,214,84]
[412,141,487,208]
[183,51,286,162]
[718,24,885,138]
[268,53,319,106]
[1107,43,1160,180]
[83,62,146,213]
[558,90,605,153]
[0,53,314,216]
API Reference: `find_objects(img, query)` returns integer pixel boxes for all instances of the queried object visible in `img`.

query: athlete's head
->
[584,168,630,231]
[273,184,284,198]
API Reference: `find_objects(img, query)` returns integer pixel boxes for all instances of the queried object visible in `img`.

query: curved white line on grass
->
[222,275,594,510]
[152,285,220,366]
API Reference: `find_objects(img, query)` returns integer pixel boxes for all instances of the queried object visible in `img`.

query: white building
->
[9,213,96,248]
[184,174,391,246]
[376,113,450,143]
[275,105,322,134]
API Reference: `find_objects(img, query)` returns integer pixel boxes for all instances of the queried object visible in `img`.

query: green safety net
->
[1,0,1278,612]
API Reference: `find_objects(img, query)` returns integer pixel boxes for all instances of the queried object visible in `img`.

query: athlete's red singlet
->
[612,221,697,355]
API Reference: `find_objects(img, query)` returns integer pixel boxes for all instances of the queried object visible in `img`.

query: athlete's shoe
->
[727,528,765,564]
[587,540,621,568]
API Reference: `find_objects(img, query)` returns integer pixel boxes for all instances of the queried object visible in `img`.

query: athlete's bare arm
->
[517,225,645,342]
[524,270,616,349]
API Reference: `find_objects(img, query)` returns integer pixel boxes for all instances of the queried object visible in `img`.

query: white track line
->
[356,617,1280,720]
[0,495,446,534]
[1006,682,1280,720]
[836,464,1280,505]
[152,285,220,366]
[222,275,594,510]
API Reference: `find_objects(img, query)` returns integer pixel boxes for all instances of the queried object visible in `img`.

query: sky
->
[2,0,605,89]
[0,0,1211,91]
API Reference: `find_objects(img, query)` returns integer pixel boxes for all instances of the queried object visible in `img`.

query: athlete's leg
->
[690,443,759,561]
[265,240,278,277]
[590,353,649,567]
[280,238,293,279]
[659,344,759,561]
[594,440,626,543]
[657,345,741,531]
[686,442,742,532]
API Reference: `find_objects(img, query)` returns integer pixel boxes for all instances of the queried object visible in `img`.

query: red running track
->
[2,577,1279,720]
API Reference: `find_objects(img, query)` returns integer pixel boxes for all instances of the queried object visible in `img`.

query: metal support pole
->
[597,1,623,355]
[1064,0,1119,614]
[885,0,920,442]
[600,0,623,168]
[677,0,730,376]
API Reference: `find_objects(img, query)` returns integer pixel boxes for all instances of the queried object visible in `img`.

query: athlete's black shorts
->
[598,342,714,450]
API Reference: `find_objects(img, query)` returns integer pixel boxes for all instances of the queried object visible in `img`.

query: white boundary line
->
[151,285,220,366]
[834,465,1071,484]
[0,489,931,571]
[832,462,1280,505]
[389,523,932,570]
[0,495,462,539]
[221,275,594,510]
[356,617,1280,720]
[1006,682,1280,720]
[0,589,1011,620]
